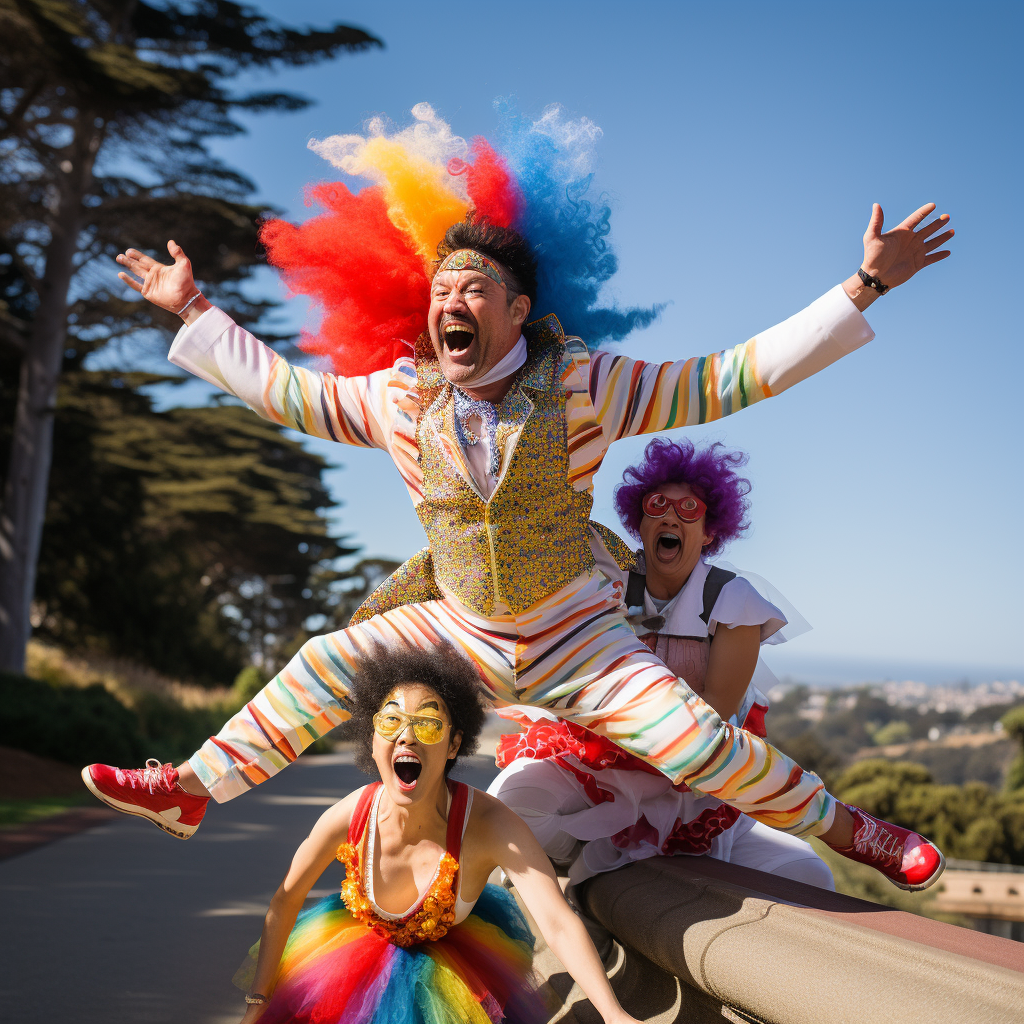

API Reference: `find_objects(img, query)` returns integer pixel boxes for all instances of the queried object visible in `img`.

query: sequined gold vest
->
[413,316,596,616]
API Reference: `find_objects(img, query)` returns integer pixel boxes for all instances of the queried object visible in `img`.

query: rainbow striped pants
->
[190,571,835,838]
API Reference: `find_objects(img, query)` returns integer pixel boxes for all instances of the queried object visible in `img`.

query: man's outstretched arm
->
[116,241,399,449]
[591,202,953,441]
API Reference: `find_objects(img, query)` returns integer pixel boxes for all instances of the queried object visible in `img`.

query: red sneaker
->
[81,759,208,840]
[827,803,945,891]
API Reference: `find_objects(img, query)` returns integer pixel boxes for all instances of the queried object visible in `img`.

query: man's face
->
[427,265,529,388]
[638,482,715,599]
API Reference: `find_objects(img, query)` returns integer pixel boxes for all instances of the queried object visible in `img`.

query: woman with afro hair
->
[489,439,834,891]
[234,640,643,1024]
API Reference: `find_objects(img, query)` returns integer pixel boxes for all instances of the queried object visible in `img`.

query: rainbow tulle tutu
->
[235,883,552,1024]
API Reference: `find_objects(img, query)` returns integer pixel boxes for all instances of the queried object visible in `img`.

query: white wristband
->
[176,292,203,317]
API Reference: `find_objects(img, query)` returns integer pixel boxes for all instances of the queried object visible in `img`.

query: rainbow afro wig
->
[259,101,663,375]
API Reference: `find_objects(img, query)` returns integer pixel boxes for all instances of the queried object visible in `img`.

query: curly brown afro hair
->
[347,640,487,779]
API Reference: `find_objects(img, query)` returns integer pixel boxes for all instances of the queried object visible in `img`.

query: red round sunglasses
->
[642,491,707,522]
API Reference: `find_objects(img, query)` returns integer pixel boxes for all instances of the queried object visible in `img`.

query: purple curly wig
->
[614,438,751,557]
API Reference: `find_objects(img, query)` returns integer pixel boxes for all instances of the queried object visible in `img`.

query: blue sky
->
[157,1,1021,682]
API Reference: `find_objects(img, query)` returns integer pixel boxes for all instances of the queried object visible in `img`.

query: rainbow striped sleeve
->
[589,341,766,441]
[589,285,874,441]
[168,306,406,449]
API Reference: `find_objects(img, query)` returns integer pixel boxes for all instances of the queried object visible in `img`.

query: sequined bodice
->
[337,842,459,947]
[336,782,471,948]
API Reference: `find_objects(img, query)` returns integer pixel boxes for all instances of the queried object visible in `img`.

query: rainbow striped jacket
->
[168,284,872,614]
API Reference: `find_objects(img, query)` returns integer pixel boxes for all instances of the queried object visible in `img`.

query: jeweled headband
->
[434,249,505,287]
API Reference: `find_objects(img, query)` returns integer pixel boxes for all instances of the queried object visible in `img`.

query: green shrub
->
[833,759,1024,865]
[1002,706,1024,794]
[132,691,233,765]
[879,740,1014,787]
[872,720,911,747]
[0,666,345,772]
[231,665,268,707]
[0,671,145,765]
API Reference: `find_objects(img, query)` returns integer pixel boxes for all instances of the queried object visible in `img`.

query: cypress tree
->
[0,0,382,670]
[29,366,364,681]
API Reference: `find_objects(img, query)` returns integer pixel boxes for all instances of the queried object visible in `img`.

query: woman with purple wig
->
[489,438,834,890]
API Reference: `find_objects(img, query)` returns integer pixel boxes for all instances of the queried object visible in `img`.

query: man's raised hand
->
[861,202,954,290]
[116,240,201,318]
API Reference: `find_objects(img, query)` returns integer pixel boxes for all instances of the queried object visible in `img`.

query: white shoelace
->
[854,816,902,867]
[115,758,170,793]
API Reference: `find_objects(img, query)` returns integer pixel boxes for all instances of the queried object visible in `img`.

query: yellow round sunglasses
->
[372,709,447,744]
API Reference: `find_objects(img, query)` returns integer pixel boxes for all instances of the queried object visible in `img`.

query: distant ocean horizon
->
[763,651,1023,689]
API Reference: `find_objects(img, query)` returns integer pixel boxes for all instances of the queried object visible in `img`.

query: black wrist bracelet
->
[857,268,890,295]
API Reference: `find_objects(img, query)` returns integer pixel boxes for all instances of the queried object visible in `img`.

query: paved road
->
[1,753,500,1024]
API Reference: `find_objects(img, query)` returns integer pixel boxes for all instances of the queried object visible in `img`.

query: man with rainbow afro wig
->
[88,103,954,892]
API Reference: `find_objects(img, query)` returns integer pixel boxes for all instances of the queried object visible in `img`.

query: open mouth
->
[393,754,422,790]
[443,322,476,352]
[655,532,682,561]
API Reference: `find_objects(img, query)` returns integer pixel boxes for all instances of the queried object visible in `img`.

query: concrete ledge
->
[577,856,1024,1024]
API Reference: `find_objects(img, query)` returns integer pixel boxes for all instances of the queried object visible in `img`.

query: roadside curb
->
[0,806,119,862]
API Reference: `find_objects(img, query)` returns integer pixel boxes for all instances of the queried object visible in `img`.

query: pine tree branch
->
[1,0,385,673]
[0,75,47,135]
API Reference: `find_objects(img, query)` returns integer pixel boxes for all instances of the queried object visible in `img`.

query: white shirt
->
[640,558,787,644]
[456,334,527,498]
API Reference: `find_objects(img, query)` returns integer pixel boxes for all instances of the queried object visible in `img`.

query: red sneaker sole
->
[80,768,199,840]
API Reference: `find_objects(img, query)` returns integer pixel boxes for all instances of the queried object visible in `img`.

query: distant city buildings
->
[876,678,1024,716]
[769,678,1024,728]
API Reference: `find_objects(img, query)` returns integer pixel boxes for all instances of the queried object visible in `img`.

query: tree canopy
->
[6,364,360,681]
[0,0,382,670]
[1,0,381,354]
[1002,705,1024,794]
[833,759,1024,865]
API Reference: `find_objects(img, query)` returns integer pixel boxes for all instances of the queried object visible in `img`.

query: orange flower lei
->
[336,841,460,948]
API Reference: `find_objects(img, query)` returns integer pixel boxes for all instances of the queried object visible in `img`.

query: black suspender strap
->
[625,570,647,608]
[624,547,647,609]
[700,566,737,626]
[626,558,735,626]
